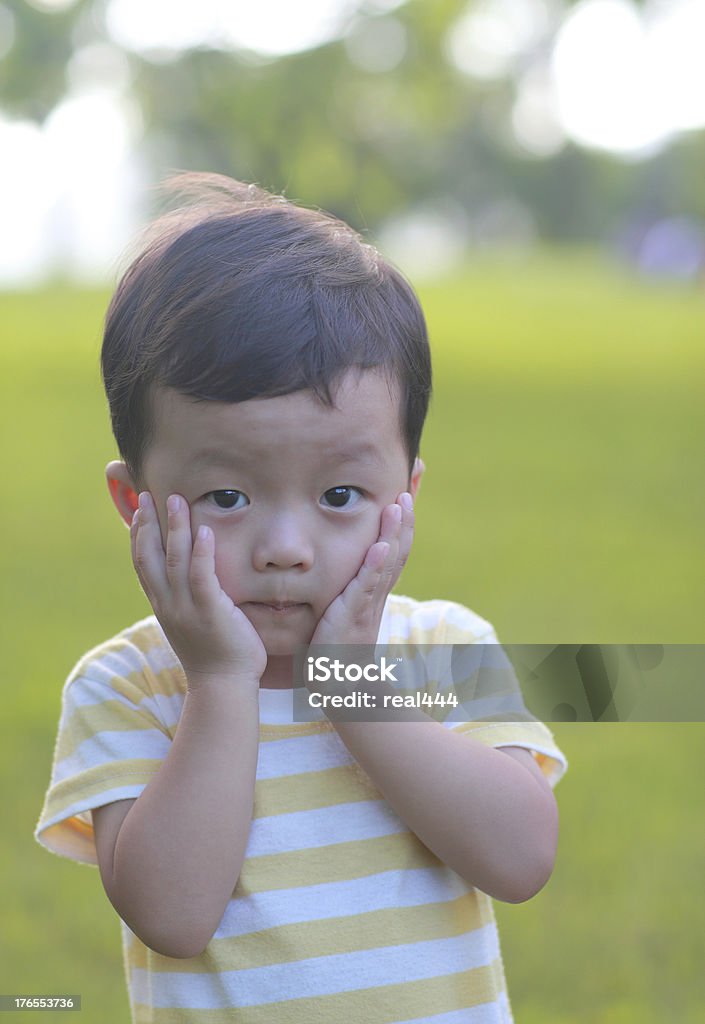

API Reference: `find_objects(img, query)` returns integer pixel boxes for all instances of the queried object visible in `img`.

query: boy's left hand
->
[309,491,414,648]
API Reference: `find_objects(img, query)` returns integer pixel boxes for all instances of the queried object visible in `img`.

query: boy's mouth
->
[245,601,308,615]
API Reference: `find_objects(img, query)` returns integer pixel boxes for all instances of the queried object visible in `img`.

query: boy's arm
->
[93,680,260,958]
[92,493,266,959]
[311,495,559,905]
[327,718,558,904]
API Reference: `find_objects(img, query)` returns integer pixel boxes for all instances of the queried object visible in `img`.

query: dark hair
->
[101,173,432,484]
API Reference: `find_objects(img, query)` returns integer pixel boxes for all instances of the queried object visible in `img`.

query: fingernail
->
[167,494,180,514]
[138,491,150,509]
[392,504,402,522]
[400,492,413,511]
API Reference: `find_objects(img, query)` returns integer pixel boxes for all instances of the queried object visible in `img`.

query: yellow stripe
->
[70,624,187,699]
[42,760,160,807]
[145,665,187,699]
[488,949,510,1003]
[74,649,184,702]
[142,963,503,1024]
[55,700,172,760]
[259,720,333,741]
[238,830,442,893]
[254,764,381,817]
[127,891,492,973]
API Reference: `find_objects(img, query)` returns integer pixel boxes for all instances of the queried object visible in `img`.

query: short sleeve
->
[35,621,183,865]
[449,719,568,789]
[442,622,568,789]
[384,597,569,790]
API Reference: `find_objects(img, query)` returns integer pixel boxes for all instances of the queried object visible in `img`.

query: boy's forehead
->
[147,371,405,463]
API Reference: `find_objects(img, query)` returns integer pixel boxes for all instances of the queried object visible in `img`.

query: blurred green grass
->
[2,251,703,1022]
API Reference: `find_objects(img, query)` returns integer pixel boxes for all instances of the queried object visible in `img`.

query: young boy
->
[36,174,567,1023]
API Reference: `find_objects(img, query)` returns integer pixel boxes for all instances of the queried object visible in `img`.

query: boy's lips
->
[244,601,308,614]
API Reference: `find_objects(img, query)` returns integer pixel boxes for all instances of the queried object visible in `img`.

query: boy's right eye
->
[206,490,249,511]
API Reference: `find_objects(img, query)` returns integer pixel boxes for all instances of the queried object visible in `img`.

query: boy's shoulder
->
[64,615,181,699]
[382,593,498,645]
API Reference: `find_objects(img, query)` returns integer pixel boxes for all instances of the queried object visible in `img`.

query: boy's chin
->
[262,632,315,659]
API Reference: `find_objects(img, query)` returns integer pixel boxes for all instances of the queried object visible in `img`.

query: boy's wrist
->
[185,669,262,699]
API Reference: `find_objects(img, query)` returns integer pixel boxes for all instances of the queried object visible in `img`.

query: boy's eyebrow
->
[186,441,386,468]
[318,441,386,466]
[185,448,235,468]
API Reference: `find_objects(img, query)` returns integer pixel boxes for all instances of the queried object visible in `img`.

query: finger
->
[189,525,222,607]
[349,541,391,602]
[164,494,193,593]
[377,503,402,579]
[394,491,414,577]
[129,507,140,582]
[333,505,402,621]
[378,501,401,540]
[133,492,169,602]
[372,498,414,599]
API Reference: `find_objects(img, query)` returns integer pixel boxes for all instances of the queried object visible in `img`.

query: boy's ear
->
[410,457,425,501]
[106,461,139,527]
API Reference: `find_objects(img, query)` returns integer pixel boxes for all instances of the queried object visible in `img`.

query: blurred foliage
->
[130,0,475,226]
[0,0,702,241]
[0,0,93,120]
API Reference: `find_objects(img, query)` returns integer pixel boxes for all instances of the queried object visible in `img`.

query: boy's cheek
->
[213,557,245,602]
[334,535,378,591]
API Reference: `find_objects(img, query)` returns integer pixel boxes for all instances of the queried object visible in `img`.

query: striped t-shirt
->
[36,594,567,1023]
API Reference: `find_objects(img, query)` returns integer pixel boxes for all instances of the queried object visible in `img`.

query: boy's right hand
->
[131,491,267,690]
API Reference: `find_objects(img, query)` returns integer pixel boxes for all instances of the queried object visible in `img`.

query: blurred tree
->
[128,0,473,227]
[0,0,701,251]
[0,0,92,121]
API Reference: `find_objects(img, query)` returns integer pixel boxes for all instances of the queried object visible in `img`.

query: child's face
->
[118,370,422,656]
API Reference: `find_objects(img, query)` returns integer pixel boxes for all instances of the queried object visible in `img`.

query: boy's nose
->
[251,514,314,572]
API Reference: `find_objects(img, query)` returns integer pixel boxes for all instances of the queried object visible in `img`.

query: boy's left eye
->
[206,489,249,511]
[320,486,363,510]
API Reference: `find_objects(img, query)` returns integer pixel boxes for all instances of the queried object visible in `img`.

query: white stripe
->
[74,649,148,686]
[133,926,501,1009]
[246,800,405,857]
[64,675,132,709]
[215,867,471,939]
[52,729,170,783]
[256,730,354,779]
[62,680,182,729]
[258,687,298,725]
